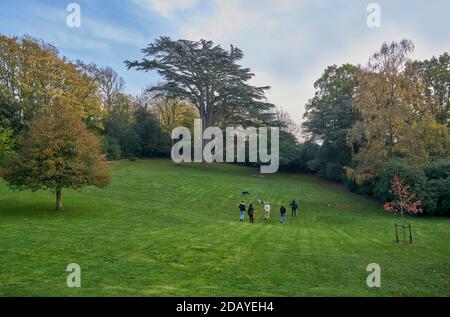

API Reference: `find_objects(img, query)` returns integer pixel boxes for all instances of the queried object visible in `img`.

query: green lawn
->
[0,159,448,296]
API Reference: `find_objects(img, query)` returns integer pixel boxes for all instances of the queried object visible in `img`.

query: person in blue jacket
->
[280,205,287,224]
[289,200,298,217]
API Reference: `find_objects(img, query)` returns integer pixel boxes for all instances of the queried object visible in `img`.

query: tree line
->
[0,35,295,209]
[300,39,450,216]
[0,34,448,215]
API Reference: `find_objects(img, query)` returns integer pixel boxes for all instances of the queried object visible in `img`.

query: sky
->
[1,0,450,125]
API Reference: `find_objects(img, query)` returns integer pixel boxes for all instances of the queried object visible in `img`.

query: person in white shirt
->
[263,201,271,221]
[239,201,246,222]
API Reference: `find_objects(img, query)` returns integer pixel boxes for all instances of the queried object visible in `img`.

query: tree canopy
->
[125,37,275,129]
[347,40,449,184]
[302,64,360,180]
[408,53,450,126]
[0,35,103,133]
[0,101,111,211]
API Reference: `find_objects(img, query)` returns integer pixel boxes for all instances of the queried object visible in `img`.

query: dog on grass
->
[242,191,250,196]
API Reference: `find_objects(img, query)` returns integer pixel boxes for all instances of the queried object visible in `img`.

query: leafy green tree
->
[408,53,450,126]
[302,64,360,179]
[133,105,170,157]
[303,64,359,143]
[103,93,134,135]
[0,86,21,133]
[0,102,111,211]
[423,160,450,180]
[103,137,122,161]
[278,131,300,169]
[423,178,450,216]
[373,158,426,202]
[0,128,14,160]
[288,141,320,173]
[120,128,142,158]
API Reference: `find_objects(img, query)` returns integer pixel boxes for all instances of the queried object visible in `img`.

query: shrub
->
[325,162,344,182]
[344,177,373,195]
[422,178,450,216]
[420,161,450,216]
[423,161,450,180]
[374,159,426,202]
[103,138,122,161]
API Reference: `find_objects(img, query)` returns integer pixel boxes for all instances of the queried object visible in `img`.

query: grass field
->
[0,159,448,296]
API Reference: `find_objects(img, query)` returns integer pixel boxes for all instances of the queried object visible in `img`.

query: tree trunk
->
[55,189,63,211]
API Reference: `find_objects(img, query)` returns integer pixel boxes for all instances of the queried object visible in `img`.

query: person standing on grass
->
[248,203,255,223]
[280,205,287,224]
[239,201,246,222]
[264,201,271,221]
[289,200,298,217]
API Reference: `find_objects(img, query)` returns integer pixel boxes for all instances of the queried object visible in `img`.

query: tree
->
[101,92,135,159]
[408,53,450,126]
[0,86,21,133]
[0,35,103,133]
[97,67,125,110]
[103,92,134,137]
[0,128,14,160]
[136,89,198,141]
[120,128,142,158]
[153,97,198,139]
[0,101,111,211]
[373,158,427,203]
[270,108,302,170]
[76,62,125,112]
[302,64,360,180]
[125,37,275,155]
[133,104,170,157]
[384,176,423,221]
[348,40,449,184]
[303,64,359,144]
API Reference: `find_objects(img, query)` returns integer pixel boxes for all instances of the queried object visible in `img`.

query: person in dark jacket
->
[280,205,287,224]
[289,200,298,217]
[239,201,246,222]
[248,204,255,223]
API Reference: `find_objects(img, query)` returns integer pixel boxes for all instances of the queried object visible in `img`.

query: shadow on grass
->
[0,199,84,219]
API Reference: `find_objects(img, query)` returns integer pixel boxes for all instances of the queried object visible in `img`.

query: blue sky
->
[1,0,450,124]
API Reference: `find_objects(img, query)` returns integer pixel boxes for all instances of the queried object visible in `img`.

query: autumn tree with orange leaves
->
[384,176,423,222]
[0,101,111,211]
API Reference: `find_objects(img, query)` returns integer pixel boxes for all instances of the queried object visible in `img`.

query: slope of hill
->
[0,160,448,296]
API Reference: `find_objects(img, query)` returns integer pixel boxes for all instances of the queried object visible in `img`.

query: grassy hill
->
[0,160,448,296]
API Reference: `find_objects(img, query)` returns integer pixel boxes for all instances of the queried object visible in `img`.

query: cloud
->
[178,0,315,124]
[133,0,199,18]
[176,0,450,127]
[84,17,148,47]
[30,1,147,48]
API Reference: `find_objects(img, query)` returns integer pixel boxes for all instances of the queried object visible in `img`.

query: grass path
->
[0,160,449,296]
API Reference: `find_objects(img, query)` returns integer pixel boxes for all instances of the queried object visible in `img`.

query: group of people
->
[238,200,298,224]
